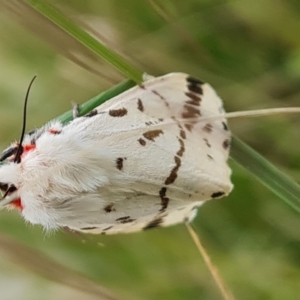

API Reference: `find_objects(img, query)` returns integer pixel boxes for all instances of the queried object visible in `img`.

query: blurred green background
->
[0,0,300,299]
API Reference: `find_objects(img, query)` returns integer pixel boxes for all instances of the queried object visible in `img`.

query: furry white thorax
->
[0,73,233,234]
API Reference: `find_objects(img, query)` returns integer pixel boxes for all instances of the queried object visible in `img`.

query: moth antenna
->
[14,75,37,163]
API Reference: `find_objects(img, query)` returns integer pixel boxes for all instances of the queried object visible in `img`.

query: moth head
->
[0,76,37,210]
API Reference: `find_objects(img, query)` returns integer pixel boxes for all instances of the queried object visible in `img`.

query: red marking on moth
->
[24,144,36,152]
[11,198,23,210]
[22,144,36,159]
[48,129,61,135]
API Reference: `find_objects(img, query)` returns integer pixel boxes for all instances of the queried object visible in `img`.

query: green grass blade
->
[24,0,143,83]
[57,79,136,124]
[231,136,300,213]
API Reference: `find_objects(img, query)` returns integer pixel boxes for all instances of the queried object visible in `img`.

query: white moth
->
[0,73,232,234]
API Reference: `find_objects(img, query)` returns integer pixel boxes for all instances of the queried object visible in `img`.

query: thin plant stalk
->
[185,223,235,300]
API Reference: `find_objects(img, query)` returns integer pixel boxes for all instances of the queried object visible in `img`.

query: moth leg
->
[72,102,80,119]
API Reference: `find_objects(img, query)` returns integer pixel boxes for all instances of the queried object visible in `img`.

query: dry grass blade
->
[185,223,235,300]
[0,232,120,300]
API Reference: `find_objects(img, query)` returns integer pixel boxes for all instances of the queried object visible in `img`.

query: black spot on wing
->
[186,76,204,85]
[116,216,135,223]
[211,191,225,198]
[165,156,181,185]
[185,92,202,106]
[104,204,115,213]
[109,108,127,117]
[176,138,185,157]
[116,157,124,170]
[80,226,97,230]
[222,122,229,131]
[152,90,167,101]
[176,121,186,139]
[143,218,164,230]
[143,130,163,141]
[203,138,211,148]
[181,105,201,119]
[138,138,146,146]
[207,154,214,160]
[223,139,230,150]
[103,226,113,231]
[137,98,144,112]
[203,123,213,133]
[180,129,186,139]
[85,109,98,117]
[159,187,169,211]
[186,76,204,94]
[184,124,193,132]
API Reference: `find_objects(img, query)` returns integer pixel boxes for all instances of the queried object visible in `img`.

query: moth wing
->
[62,73,232,234]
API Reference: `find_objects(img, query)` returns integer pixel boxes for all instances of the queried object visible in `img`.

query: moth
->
[0,73,233,234]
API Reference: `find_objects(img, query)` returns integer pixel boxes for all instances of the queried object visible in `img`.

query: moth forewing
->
[0,73,233,234]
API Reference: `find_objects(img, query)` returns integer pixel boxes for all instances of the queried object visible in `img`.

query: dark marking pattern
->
[116,157,124,170]
[203,123,213,133]
[145,121,153,126]
[159,187,169,211]
[152,89,167,102]
[176,138,185,156]
[138,138,146,146]
[187,76,204,85]
[143,218,164,230]
[80,226,97,230]
[203,138,211,148]
[165,156,181,185]
[186,76,204,94]
[181,105,201,119]
[185,92,202,106]
[85,109,98,117]
[104,204,115,213]
[116,216,135,223]
[143,130,163,141]
[223,139,230,150]
[180,129,186,139]
[207,154,213,160]
[109,108,127,117]
[137,98,144,112]
[28,129,37,136]
[184,124,193,132]
[211,191,225,198]
[222,122,228,131]
[175,121,186,139]
[103,226,113,231]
